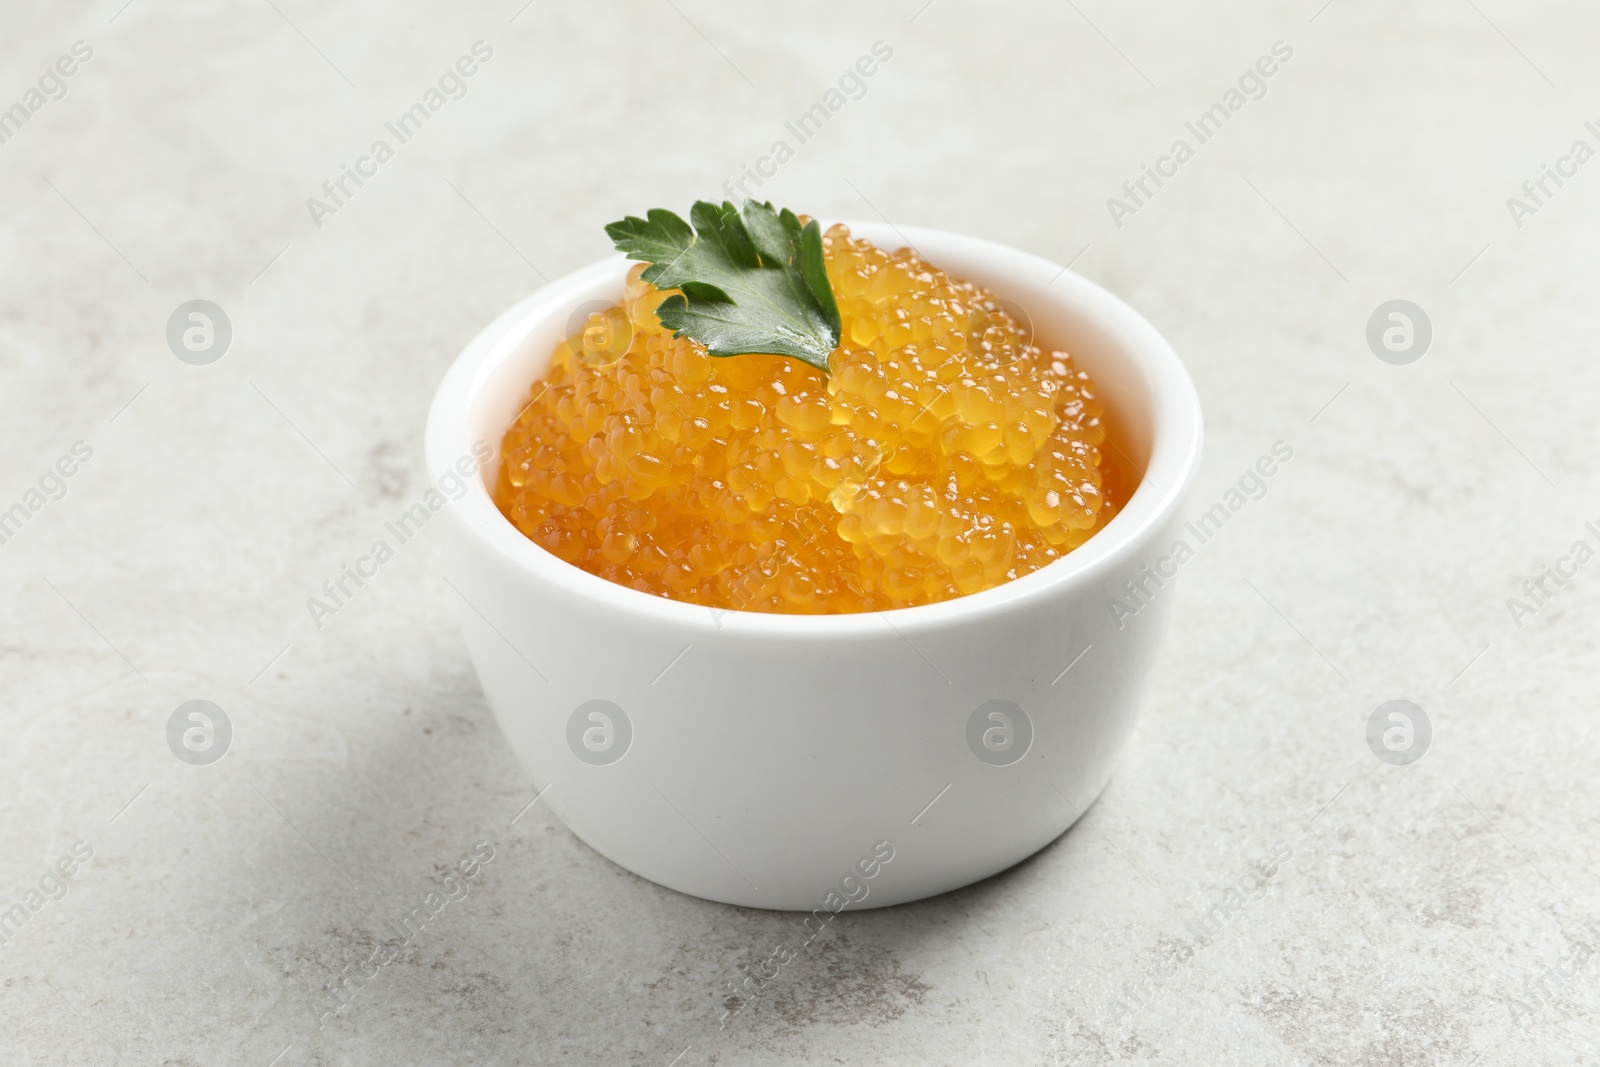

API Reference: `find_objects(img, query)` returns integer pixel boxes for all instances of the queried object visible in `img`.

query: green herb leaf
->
[604,200,842,373]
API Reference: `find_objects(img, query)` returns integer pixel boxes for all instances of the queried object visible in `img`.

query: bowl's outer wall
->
[442,507,1184,910]
[428,222,1201,910]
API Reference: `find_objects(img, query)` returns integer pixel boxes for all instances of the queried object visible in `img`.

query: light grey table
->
[3,1,1597,1063]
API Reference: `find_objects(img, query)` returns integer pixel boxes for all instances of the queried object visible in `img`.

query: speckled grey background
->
[3,1,1598,1064]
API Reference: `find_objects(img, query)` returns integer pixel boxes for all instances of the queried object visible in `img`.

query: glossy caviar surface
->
[493,224,1117,614]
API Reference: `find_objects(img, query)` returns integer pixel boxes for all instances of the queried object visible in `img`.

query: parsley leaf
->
[604,200,842,373]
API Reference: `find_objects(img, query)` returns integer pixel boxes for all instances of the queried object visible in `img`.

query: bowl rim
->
[425,220,1203,639]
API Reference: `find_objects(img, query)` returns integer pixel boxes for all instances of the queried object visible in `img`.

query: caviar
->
[493,224,1116,614]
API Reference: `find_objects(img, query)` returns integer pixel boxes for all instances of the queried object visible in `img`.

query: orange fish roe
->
[493,224,1117,614]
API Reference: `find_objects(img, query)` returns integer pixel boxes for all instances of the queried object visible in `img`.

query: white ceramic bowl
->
[426,222,1201,910]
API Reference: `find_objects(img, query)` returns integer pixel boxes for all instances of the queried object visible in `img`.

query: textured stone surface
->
[2,1,1598,1064]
